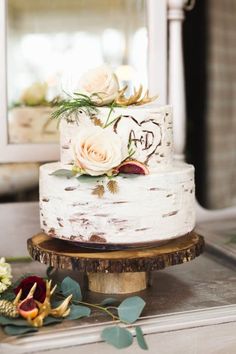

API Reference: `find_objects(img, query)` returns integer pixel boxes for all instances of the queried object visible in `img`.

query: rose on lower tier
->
[73,125,127,176]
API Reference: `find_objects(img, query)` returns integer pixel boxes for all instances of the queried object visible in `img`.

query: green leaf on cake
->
[50,169,75,178]
[101,326,133,349]
[135,326,148,350]
[61,276,82,301]
[118,296,146,324]
[76,175,104,183]
[66,304,91,320]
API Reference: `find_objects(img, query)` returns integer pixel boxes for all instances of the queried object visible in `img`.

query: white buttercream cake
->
[40,104,195,246]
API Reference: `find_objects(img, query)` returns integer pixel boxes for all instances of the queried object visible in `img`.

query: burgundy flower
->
[14,276,46,303]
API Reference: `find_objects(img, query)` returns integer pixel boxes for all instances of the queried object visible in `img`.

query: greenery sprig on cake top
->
[51,65,153,193]
[51,65,157,119]
[0,261,148,350]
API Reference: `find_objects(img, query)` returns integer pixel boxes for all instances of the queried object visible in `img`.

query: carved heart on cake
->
[113,116,162,164]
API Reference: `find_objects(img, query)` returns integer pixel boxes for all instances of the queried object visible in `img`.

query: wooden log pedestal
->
[27,231,204,294]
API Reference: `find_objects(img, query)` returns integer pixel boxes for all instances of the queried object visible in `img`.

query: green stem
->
[73,300,131,325]
[103,115,121,129]
[73,300,119,321]
[103,104,114,128]
[106,306,118,310]
[72,300,131,325]
[56,293,119,321]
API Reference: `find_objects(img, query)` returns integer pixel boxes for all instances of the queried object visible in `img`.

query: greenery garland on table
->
[0,261,148,350]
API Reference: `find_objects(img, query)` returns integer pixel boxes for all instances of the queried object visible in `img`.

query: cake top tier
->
[52,65,173,176]
[60,104,173,173]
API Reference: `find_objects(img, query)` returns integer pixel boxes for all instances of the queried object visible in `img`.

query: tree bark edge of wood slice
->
[27,231,204,273]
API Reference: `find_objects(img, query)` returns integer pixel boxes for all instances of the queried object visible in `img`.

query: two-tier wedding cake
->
[39,65,195,246]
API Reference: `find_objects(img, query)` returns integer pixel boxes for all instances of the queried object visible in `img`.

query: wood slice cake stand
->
[27,231,204,294]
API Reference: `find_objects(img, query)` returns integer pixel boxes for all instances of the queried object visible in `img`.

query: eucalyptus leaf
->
[44,316,63,326]
[61,276,82,301]
[66,304,91,320]
[0,316,29,327]
[101,326,133,349]
[55,282,62,293]
[51,300,62,308]
[100,298,118,306]
[50,169,75,178]
[118,296,146,324]
[135,326,148,350]
[4,325,38,336]
[77,175,104,184]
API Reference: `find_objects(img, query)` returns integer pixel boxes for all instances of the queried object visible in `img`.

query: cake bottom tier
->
[40,162,195,244]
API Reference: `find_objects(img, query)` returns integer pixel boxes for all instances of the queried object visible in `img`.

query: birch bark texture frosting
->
[40,162,195,244]
[40,105,195,244]
[60,105,173,172]
[39,65,195,245]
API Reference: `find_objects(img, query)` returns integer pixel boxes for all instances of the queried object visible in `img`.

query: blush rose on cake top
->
[51,65,157,193]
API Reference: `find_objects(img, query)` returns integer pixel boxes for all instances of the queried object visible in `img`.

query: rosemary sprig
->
[103,102,116,128]
[103,115,121,129]
[102,101,123,129]
[51,93,99,121]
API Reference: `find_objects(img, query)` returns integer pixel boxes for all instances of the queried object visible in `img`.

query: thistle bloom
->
[0,257,12,294]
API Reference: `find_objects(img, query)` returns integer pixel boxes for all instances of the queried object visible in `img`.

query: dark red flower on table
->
[14,276,46,303]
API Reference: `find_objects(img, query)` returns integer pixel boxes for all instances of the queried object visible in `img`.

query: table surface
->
[1,250,235,340]
[1,217,236,353]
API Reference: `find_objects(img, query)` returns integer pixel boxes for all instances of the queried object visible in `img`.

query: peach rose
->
[73,126,126,176]
[62,65,119,105]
